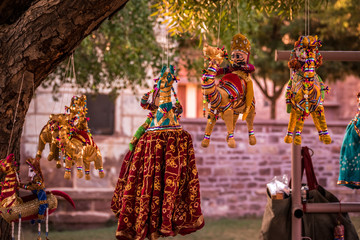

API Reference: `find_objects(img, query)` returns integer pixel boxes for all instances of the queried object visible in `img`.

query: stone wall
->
[21,116,360,226]
[19,79,360,226]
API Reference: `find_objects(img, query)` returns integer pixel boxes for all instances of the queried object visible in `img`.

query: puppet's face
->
[28,166,36,179]
[295,47,307,62]
[231,50,247,66]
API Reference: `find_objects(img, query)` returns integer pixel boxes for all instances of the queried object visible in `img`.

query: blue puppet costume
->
[20,157,48,220]
[338,92,360,189]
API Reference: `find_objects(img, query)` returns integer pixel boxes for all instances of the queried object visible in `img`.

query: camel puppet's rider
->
[20,158,48,221]
[216,33,255,120]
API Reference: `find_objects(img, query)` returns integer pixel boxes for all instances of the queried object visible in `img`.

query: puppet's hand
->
[286,104,292,113]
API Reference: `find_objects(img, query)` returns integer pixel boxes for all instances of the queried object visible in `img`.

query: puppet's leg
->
[93,149,104,178]
[245,107,256,145]
[316,105,331,144]
[294,115,305,145]
[284,108,297,144]
[222,108,236,148]
[36,132,47,159]
[64,156,73,180]
[201,110,218,148]
[84,161,91,180]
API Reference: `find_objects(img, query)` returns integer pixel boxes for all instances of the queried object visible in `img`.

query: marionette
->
[111,65,204,240]
[20,157,48,221]
[35,95,104,180]
[284,35,331,145]
[201,33,256,148]
[0,155,75,240]
[338,92,360,188]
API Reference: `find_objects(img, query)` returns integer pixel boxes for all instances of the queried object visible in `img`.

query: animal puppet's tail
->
[50,190,75,209]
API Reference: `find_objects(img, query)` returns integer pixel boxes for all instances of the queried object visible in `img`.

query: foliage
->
[157,0,360,119]
[43,0,164,98]
[151,0,325,38]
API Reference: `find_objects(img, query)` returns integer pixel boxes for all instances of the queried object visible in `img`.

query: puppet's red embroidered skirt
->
[111,129,204,240]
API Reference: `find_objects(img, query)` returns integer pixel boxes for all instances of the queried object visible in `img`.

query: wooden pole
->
[291,143,303,240]
[276,48,360,240]
[305,203,360,213]
[275,50,360,62]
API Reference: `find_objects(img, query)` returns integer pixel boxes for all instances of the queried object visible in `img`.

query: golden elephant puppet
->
[36,95,104,180]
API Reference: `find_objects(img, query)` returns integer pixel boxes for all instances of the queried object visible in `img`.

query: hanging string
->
[236,0,240,33]
[161,25,164,67]
[71,53,80,96]
[32,76,37,146]
[11,221,14,240]
[46,208,49,239]
[18,214,21,240]
[71,54,77,84]
[307,0,310,35]
[7,72,25,157]
[304,0,307,36]
[53,56,71,114]
[38,222,41,239]
[304,0,310,36]
[166,32,169,68]
[217,1,223,46]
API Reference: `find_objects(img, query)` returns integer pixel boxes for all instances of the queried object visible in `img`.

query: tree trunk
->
[270,97,277,120]
[0,0,128,238]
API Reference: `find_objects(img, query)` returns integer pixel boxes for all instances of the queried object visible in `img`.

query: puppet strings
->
[217,1,223,46]
[7,72,25,157]
[304,0,310,35]
[166,32,169,68]
[237,0,240,33]
[52,56,71,114]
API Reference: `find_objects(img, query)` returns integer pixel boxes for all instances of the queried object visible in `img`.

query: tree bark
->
[0,0,128,238]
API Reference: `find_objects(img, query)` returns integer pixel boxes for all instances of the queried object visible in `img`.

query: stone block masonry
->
[21,118,360,225]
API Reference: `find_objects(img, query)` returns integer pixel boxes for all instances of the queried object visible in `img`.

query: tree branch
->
[252,74,270,99]
[1,0,129,89]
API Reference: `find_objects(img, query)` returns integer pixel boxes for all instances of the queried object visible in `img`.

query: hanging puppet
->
[20,158,48,221]
[201,33,256,148]
[284,35,331,145]
[35,95,104,180]
[111,65,204,240]
[0,154,75,240]
[337,92,360,188]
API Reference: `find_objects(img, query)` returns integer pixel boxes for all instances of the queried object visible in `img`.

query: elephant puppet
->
[58,108,104,180]
[284,35,331,145]
[36,113,69,168]
[201,33,256,148]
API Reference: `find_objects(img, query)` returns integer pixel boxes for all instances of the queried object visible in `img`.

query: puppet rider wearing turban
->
[20,158,48,220]
[216,33,255,120]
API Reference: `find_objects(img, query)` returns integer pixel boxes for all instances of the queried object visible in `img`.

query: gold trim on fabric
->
[232,70,251,82]
[1,187,15,193]
[1,193,57,223]
[338,180,360,186]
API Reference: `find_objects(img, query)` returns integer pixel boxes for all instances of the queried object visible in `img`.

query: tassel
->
[334,221,345,240]
[11,221,15,240]
[335,202,345,240]
[46,208,49,240]
[18,214,21,240]
[38,222,41,240]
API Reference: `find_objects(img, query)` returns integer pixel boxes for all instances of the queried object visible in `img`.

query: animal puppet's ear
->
[157,78,161,90]
[160,65,167,78]
[169,65,175,75]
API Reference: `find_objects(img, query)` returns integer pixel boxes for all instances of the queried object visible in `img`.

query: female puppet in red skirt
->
[111,65,204,240]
